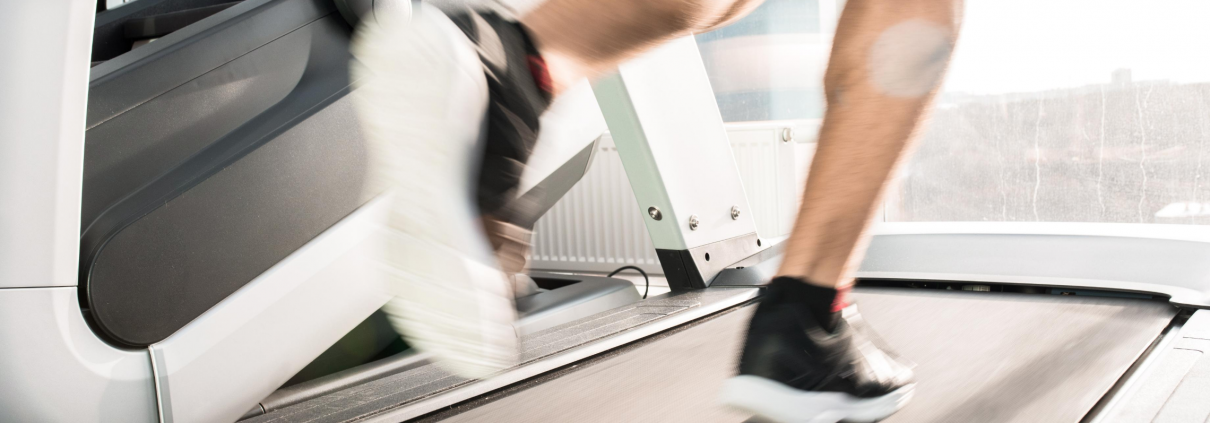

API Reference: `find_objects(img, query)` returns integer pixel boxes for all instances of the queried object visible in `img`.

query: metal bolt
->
[688,215,700,231]
[648,206,663,221]
[731,206,741,220]
[781,127,793,143]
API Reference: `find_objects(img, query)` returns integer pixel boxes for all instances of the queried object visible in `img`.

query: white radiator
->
[530,121,816,274]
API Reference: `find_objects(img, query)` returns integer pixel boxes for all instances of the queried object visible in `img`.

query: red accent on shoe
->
[527,54,553,95]
[832,285,851,312]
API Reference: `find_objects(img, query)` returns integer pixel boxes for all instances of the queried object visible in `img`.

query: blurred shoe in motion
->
[482,215,540,295]
[350,2,550,379]
[720,277,916,423]
[448,9,553,223]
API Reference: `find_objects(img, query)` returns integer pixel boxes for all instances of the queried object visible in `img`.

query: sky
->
[943,0,1210,94]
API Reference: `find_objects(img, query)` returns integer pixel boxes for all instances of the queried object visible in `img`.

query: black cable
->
[608,265,650,299]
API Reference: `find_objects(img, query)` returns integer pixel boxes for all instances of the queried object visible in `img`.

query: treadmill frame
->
[5,3,1210,423]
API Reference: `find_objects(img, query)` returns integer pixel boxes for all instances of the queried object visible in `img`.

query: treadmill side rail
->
[0,288,157,422]
[1091,310,1210,423]
[859,223,1210,308]
[0,2,157,421]
[0,0,92,288]
[516,273,642,335]
[150,198,391,423]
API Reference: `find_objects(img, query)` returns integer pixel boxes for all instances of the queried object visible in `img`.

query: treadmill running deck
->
[432,288,1176,423]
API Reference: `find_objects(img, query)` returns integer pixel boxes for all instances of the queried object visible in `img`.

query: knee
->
[699,0,764,32]
[640,0,709,34]
[642,0,755,35]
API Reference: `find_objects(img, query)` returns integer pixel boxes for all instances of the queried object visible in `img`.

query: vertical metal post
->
[592,36,765,290]
[0,0,94,288]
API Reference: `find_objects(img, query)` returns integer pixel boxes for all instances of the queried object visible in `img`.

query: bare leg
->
[777,0,963,289]
[722,6,963,416]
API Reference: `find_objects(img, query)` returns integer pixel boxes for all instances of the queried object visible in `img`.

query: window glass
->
[701,0,1210,225]
[888,0,1210,224]
[695,0,835,122]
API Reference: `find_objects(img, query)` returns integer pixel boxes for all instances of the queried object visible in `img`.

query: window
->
[695,0,838,122]
[889,0,1210,224]
[701,0,1210,225]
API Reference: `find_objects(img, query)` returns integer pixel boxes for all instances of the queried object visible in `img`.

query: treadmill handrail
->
[88,0,334,129]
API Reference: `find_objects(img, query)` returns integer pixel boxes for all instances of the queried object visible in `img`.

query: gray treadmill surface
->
[431,288,1176,423]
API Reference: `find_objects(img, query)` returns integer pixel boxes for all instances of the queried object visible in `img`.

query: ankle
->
[764,277,848,332]
[510,21,557,99]
[529,50,591,96]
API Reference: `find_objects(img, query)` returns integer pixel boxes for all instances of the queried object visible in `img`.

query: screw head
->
[688,215,700,231]
[731,206,741,220]
[648,206,663,221]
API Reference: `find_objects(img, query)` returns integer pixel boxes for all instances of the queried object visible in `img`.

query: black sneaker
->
[720,277,916,423]
[446,9,554,220]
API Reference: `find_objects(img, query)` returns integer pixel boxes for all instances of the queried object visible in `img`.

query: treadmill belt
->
[432,288,1176,422]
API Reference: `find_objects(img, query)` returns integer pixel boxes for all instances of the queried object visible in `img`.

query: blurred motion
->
[352,2,522,378]
[6,1,1210,422]
[354,0,956,421]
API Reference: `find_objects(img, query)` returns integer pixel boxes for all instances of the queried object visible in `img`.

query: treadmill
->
[240,226,1210,423]
[4,1,1210,423]
[4,1,637,422]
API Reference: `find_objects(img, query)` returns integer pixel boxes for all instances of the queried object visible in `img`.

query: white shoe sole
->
[719,375,915,423]
[350,3,518,379]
